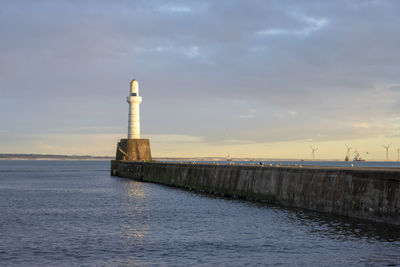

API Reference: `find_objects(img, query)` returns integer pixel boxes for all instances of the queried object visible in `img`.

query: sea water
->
[0,160,399,266]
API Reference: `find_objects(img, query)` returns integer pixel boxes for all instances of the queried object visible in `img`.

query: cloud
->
[158,5,192,13]
[147,134,203,143]
[238,109,258,119]
[1,0,400,158]
[388,85,400,91]
[257,16,328,36]
[132,44,201,58]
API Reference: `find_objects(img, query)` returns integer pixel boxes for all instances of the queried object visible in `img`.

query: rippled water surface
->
[1,160,399,266]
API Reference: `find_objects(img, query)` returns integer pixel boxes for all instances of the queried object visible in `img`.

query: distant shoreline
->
[0,154,113,161]
[0,154,392,162]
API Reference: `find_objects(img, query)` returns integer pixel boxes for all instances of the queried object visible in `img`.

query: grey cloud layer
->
[1,0,399,144]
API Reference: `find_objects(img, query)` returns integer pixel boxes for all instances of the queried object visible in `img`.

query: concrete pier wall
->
[115,139,152,161]
[111,161,400,225]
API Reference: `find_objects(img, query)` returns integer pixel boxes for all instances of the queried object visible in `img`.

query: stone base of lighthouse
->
[115,139,152,161]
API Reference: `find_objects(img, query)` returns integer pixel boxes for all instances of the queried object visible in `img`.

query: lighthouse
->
[114,79,152,161]
[127,79,142,139]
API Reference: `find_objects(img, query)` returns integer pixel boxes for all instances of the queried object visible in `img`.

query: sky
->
[1,0,400,160]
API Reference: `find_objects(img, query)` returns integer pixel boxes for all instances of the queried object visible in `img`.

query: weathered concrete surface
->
[111,161,400,225]
[115,139,152,161]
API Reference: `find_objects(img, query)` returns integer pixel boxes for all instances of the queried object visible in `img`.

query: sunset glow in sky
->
[1,0,400,160]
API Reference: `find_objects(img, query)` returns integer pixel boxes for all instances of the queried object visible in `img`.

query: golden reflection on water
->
[122,223,150,240]
[122,181,150,241]
[126,181,147,199]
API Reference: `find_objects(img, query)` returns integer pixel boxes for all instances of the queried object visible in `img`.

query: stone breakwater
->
[111,161,400,226]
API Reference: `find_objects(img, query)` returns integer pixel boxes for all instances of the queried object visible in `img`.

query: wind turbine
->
[382,144,391,161]
[310,146,318,161]
[397,148,400,162]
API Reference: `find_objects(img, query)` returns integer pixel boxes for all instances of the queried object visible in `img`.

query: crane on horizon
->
[345,145,352,161]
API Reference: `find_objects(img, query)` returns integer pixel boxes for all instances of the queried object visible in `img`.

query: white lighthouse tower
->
[127,79,142,139]
[114,79,152,161]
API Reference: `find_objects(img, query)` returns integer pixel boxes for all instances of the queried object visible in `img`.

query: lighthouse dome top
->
[130,79,139,95]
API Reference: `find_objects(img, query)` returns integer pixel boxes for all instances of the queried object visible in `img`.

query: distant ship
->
[226,155,232,162]
[353,151,365,162]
